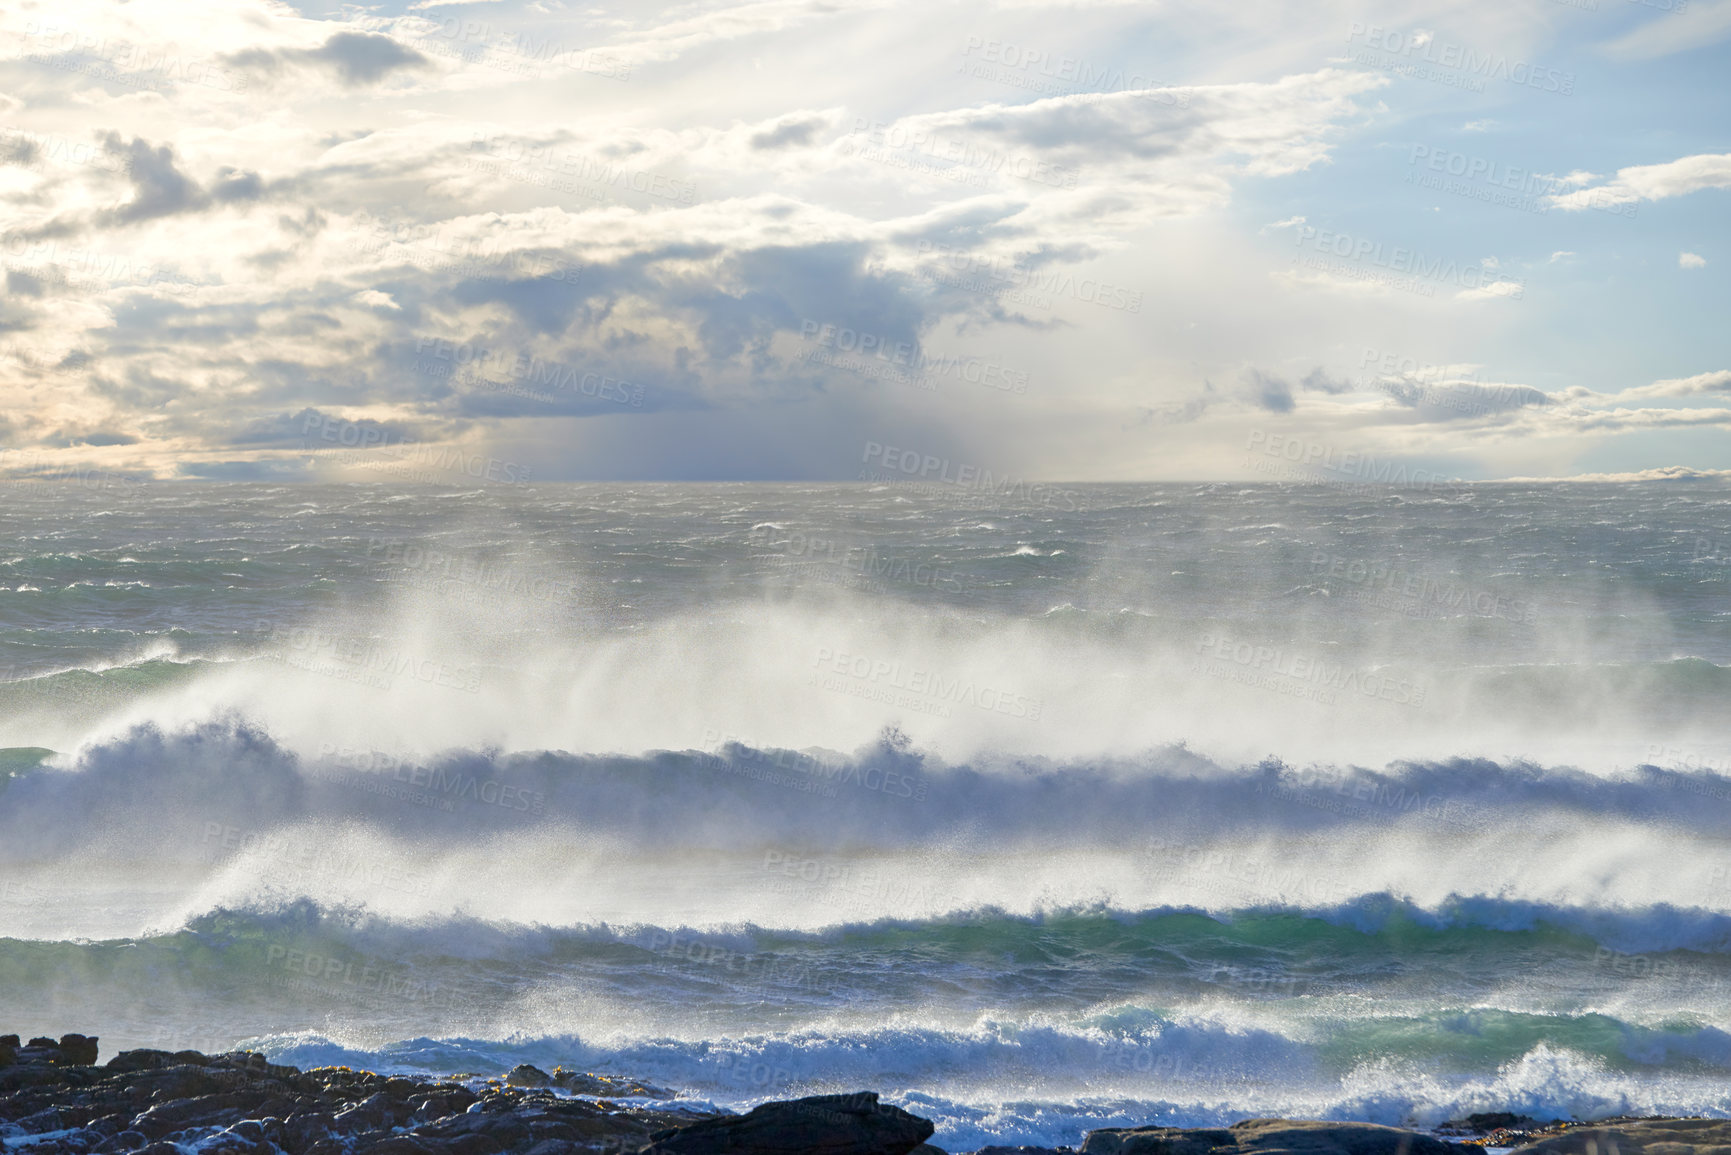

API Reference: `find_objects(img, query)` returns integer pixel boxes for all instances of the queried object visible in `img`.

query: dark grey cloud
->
[99,135,204,224]
[48,429,139,447]
[750,115,830,151]
[1301,368,1355,394]
[230,408,419,448]
[225,32,430,89]
[75,135,269,229]
[1243,369,1296,413]
[1381,380,1550,420]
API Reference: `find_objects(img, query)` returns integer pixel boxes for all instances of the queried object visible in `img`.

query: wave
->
[5,717,1731,941]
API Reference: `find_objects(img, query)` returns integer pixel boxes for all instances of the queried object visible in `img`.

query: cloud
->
[1605,370,1731,401]
[1454,280,1526,302]
[1242,369,1295,412]
[1499,467,1731,482]
[1600,0,1731,60]
[1549,152,1731,211]
[749,114,833,151]
[1681,252,1707,269]
[226,31,431,89]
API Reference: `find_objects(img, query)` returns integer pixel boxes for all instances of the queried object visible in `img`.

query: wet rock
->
[549,1070,672,1100]
[641,1091,935,1155]
[1081,1122,1483,1155]
[506,1066,553,1089]
[1505,1119,1731,1155]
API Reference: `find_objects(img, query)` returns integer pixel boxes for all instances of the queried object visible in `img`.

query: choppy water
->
[3,481,1731,1150]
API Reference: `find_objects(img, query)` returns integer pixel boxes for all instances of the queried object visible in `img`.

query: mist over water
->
[3,481,1731,1149]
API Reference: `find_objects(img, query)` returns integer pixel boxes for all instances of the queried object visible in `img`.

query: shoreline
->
[1,1033,1719,1155]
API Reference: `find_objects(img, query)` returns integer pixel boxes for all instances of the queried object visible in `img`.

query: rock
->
[3,1034,719,1155]
[506,1066,553,1088]
[59,1035,101,1066]
[640,1091,935,1155]
[969,1148,1063,1155]
[1081,1122,1482,1155]
[549,1070,672,1100]
[1504,1119,1731,1155]
[1465,1115,1534,1133]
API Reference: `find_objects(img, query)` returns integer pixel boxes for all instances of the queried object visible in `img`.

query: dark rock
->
[59,1036,101,1066]
[549,1070,672,1100]
[1504,1119,1731,1155]
[641,1091,934,1155]
[4,1034,724,1155]
[1082,1122,1482,1155]
[1465,1115,1531,1133]
[506,1066,553,1089]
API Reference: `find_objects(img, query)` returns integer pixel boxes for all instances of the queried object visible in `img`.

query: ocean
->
[3,480,1730,1151]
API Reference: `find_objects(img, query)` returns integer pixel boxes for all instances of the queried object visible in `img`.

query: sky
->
[0,0,1727,483]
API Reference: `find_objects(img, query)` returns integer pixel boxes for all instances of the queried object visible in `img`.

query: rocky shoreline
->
[0,1033,1716,1155]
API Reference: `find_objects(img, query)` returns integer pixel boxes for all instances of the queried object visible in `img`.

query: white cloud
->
[1681,252,1707,269]
[1549,153,1731,211]
[1600,0,1731,59]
